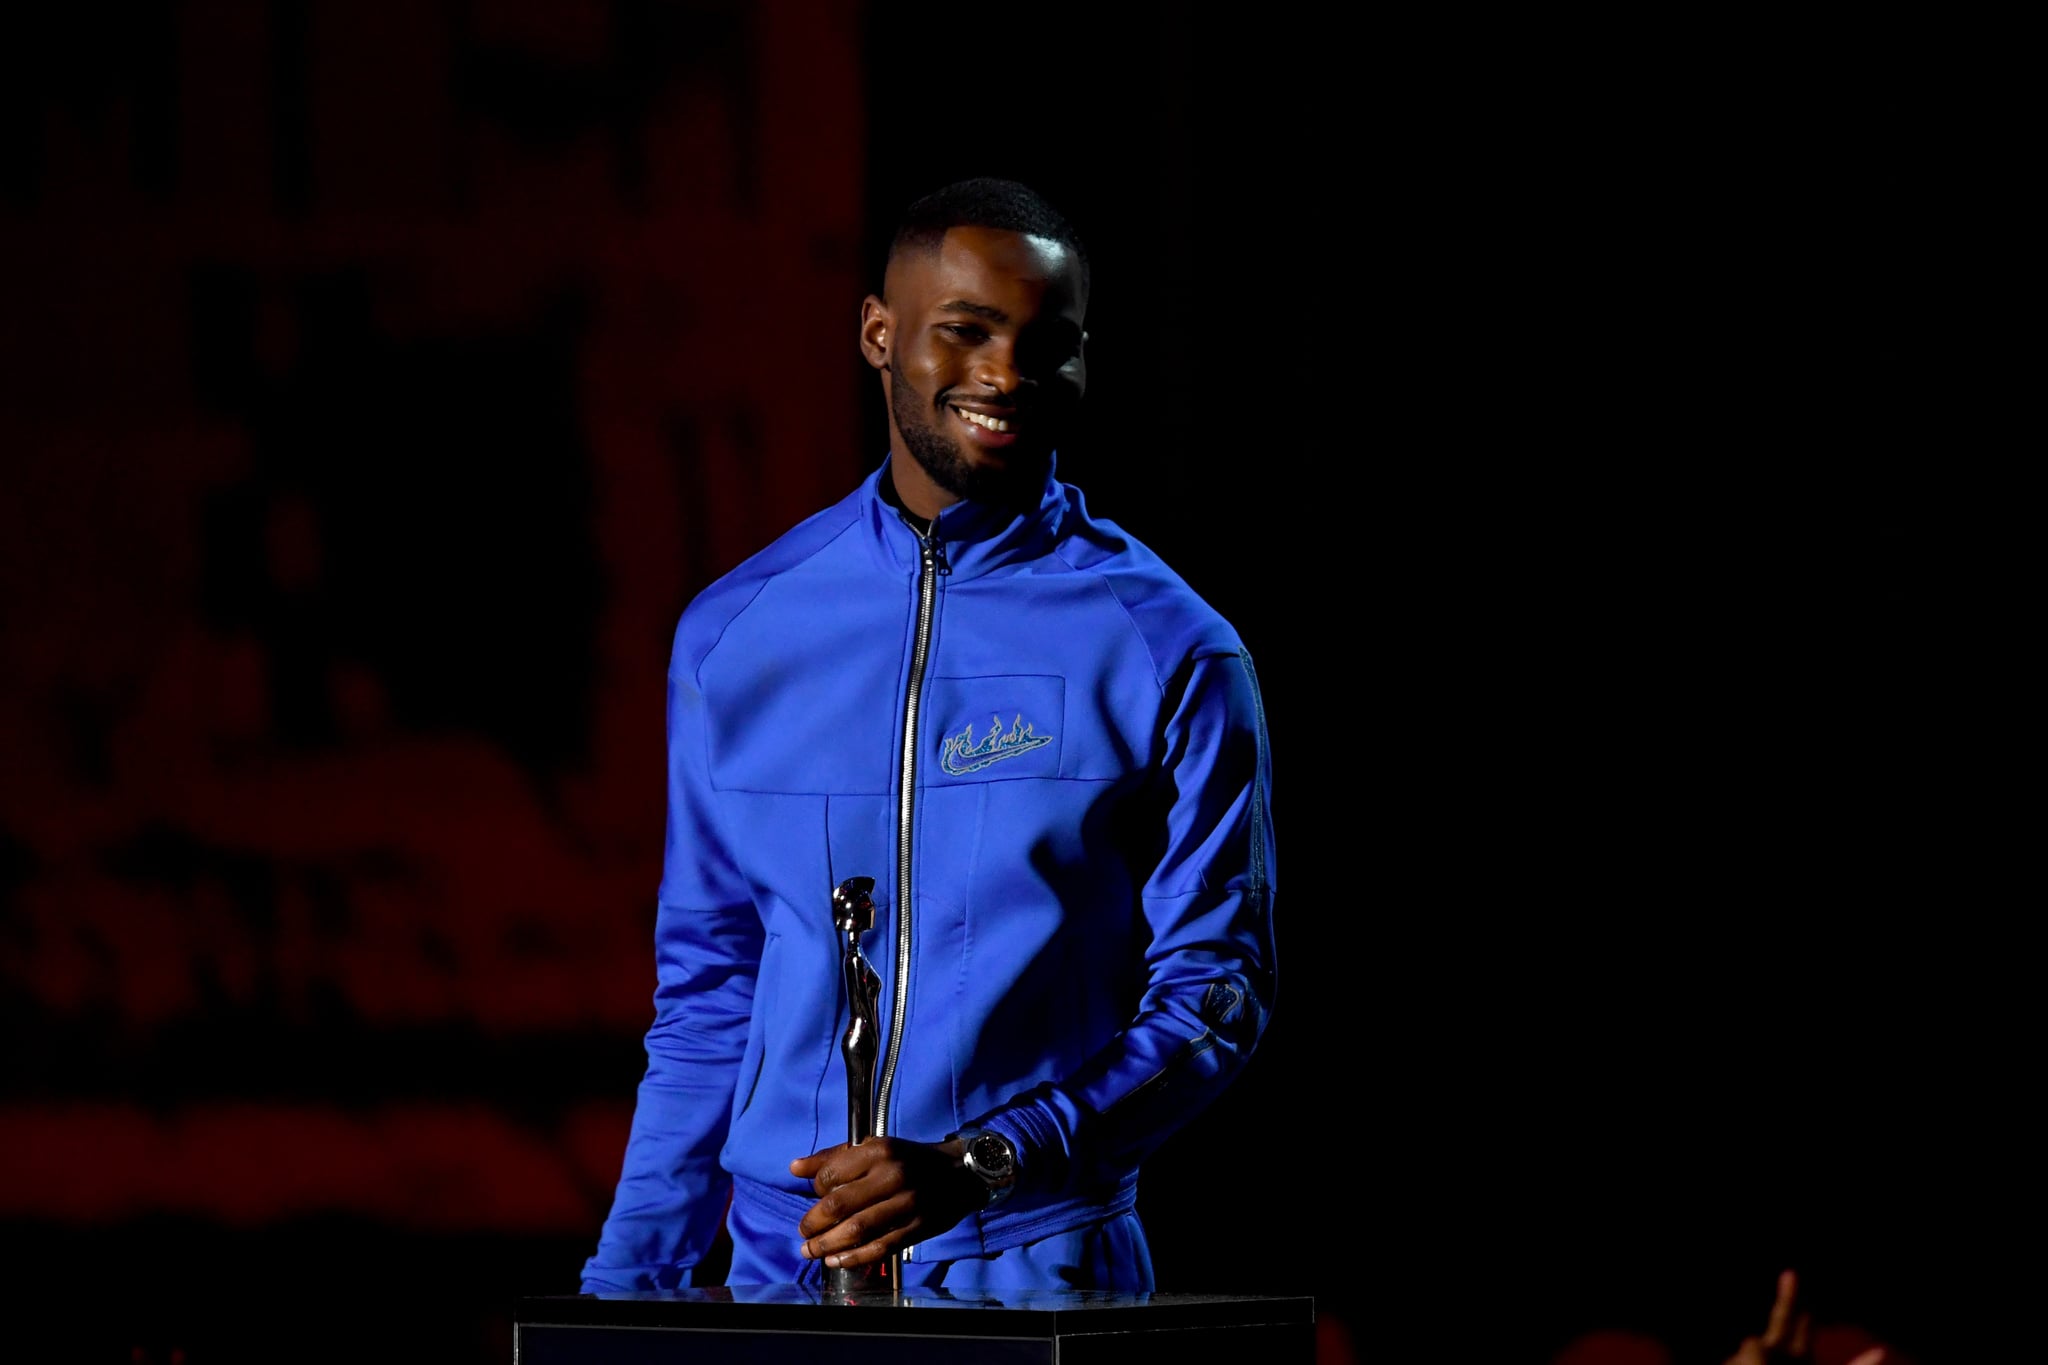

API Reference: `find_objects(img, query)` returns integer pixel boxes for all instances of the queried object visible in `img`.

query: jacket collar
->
[861,453,1068,581]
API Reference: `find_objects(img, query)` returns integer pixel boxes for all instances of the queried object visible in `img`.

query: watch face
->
[969,1133,1014,1181]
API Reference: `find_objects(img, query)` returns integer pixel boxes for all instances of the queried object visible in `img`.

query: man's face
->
[863,226,1088,514]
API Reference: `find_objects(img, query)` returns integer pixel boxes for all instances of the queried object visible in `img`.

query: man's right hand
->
[788,1136,989,1273]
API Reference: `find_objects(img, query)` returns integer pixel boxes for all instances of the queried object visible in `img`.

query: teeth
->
[957,408,1010,432]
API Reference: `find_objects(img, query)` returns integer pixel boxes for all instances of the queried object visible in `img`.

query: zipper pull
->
[920,530,951,576]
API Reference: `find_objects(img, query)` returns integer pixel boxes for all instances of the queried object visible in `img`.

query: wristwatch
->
[955,1128,1018,1206]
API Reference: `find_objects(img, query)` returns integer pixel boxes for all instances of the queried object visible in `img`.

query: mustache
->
[937,390,1037,416]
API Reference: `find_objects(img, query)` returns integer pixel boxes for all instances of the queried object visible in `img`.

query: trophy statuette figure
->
[826,875,895,1297]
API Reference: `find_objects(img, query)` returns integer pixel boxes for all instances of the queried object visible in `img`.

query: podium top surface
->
[517,1287,1313,1340]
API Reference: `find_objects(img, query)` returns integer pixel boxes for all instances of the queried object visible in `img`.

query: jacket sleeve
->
[580,648,761,1292]
[973,645,1278,1195]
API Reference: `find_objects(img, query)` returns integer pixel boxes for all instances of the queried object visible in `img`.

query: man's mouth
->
[950,404,1021,447]
[952,405,1013,433]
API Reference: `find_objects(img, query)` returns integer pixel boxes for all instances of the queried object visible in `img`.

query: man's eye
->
[940,324,986,341]
[1021,334,1082,370]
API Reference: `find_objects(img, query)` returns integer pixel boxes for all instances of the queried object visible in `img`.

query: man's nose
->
[971,349,1021,392]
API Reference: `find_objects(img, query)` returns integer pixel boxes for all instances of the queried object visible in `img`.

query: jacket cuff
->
[975,1105,1067,1198]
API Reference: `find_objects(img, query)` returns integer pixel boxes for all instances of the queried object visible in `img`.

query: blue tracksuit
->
[582,456,1277,1291]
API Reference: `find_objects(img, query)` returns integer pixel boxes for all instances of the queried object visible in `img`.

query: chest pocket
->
[927,674,1065,784]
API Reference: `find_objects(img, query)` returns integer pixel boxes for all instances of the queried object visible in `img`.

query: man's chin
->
[902,430,1050,510]
[961,453,1049,507]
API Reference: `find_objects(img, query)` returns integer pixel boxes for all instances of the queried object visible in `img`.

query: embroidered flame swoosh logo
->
[940,713,1054,776]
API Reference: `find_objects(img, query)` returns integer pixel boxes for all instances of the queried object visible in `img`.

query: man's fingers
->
[788,1142,852,1179]
[798,1177,873,1238]
[798,1159,916,1239]
[801,1192,918,1264]
[821,1229,897,1269]
[805,1151,906,1203]
[792,1142,884,1196]
[824,1206,922,1269]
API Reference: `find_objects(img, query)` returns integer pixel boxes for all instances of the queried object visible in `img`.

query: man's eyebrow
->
[935,299,1007,322]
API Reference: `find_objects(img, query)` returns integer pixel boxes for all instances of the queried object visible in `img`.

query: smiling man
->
[582,178,1278,1295]
[867,217,1087,518]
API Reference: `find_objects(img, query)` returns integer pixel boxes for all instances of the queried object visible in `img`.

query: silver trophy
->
[826,875,896,1296]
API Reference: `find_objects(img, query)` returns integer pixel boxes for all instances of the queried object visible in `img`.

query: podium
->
[514,1286,1315,1364]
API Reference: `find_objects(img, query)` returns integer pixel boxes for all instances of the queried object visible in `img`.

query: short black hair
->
[887,177,1091,296]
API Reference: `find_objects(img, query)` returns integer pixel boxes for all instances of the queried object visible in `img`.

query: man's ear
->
[859,296,891,370]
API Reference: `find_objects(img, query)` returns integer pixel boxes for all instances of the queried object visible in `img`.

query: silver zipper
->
[875,523,945,1141]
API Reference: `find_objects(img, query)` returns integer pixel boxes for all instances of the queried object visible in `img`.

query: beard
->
[889,353,1048,512]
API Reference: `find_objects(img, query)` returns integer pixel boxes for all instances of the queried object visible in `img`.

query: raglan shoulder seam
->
[677,507,866,687]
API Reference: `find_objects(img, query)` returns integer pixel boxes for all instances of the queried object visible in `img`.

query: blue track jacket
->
[582,457,1277,1289]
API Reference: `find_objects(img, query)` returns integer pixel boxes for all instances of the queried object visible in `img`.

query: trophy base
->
[823,1254,899,1301]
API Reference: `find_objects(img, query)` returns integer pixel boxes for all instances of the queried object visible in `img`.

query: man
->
[581,177,1277,1294]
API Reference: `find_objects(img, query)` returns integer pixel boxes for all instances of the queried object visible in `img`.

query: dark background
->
[0,4,2006,1363]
